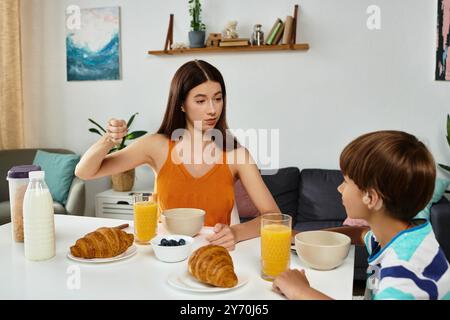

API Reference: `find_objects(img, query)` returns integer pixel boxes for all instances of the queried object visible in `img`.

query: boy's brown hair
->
[340,130,436,221]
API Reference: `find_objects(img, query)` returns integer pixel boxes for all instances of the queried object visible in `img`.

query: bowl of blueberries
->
[150,234,194,263]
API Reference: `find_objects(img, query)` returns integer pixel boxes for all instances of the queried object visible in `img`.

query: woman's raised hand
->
[106,118,128,145]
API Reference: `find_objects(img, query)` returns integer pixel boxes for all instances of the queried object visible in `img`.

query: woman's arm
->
[230,147,281,243]
[75,119,157,180]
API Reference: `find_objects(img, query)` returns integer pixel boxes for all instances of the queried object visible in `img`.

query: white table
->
[0,215,354,300]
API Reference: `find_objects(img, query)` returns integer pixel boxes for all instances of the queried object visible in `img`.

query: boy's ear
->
[365,189,384,211]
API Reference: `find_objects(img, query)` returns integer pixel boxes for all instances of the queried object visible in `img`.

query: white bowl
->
[150,234,194,263]
[295,231,351,270]
[162,208,205,236]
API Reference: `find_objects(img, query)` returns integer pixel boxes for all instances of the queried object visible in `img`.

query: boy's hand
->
[106,118,128,145]
[206,223,237,251]
[272,269,310,300]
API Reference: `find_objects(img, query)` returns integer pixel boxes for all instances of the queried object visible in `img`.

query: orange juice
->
[261,224,292,280]
[133,201,158,244]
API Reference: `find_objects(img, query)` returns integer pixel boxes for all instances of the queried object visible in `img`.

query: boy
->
[273,131,450,300]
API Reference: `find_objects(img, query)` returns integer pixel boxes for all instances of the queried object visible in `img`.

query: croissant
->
[70,227,134,259]
[188,245,238,288]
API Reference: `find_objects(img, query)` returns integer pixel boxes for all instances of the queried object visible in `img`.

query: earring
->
[181,106,185,112]
[362,193,370,205]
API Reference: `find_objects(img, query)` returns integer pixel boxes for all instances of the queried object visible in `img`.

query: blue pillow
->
[414,178,450,220]
[32,150,80,205]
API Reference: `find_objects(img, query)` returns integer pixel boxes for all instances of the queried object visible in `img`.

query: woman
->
[75,60,280,250]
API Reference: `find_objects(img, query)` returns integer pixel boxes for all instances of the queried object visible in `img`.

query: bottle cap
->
[7,165,41,180]
[29,171,45,180]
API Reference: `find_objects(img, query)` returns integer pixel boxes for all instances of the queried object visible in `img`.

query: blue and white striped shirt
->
[364,220,450,300]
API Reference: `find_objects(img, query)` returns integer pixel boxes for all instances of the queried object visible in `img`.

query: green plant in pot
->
[188,0,206,48]
[88,113,147,192]
[439,114,450,175]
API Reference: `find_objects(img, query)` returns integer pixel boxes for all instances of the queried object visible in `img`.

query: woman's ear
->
[365,189,384,211]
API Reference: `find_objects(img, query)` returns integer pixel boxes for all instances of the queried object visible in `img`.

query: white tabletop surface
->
[0,215,354,300]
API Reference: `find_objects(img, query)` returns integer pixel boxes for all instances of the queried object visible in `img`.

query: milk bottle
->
[23,171,55,261]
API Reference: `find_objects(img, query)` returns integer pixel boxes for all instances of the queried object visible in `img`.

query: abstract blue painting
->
[66,7,121,81]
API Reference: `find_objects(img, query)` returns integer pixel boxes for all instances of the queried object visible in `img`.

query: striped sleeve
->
[373,285,416,300]
[376,265,439,300]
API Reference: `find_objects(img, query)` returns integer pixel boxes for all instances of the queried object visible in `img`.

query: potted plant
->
[188,0,206,48]
[88,113,147,192]
[439,114,450,174]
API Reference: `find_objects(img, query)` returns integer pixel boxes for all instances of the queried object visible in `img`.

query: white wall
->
[21,0,450,216]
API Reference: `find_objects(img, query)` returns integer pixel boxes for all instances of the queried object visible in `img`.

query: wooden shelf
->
[148,43,309,56]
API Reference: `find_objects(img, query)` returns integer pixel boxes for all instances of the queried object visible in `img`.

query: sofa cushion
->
[342,217,369,227]
[297,169,347,222]
[415,178,450,220]
[430,199,450,260]
[0,201,11,225]
[234,180,259,218]
[33,150,80,205]
[261,167,300,225]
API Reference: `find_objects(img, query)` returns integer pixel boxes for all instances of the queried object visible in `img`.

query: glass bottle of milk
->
[23,171,55,261]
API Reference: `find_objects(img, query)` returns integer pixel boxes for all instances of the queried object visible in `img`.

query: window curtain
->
[0,0,24,150]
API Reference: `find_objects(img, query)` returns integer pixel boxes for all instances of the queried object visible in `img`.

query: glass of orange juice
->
[133,193,158,244]
[261,213,292,281]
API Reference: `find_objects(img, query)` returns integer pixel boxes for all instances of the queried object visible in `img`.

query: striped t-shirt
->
[364,220,450,300]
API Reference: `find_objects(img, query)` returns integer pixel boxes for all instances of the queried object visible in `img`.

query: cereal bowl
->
[294,231,351,270]
[162,208,205,236]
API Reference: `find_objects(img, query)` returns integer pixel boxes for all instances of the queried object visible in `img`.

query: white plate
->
[67,245,137,263]
[167,270,249,293]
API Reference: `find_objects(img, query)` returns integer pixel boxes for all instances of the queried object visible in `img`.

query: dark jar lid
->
[7,165,42,179]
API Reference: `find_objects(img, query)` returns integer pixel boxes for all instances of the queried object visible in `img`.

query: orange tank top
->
[155,140,235,226]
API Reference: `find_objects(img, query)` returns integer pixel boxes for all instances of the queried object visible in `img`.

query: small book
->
[282,16,294,44]
[219,40,249,47]
[273,20,285,45]
[266,18,282,45]
[221,38,250,42]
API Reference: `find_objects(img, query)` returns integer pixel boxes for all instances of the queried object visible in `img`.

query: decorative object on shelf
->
[66,7,121,81]
[171,42,188,50]
[188,0,206,48]
[223,20,239,39]
[436,0,450,80]
[148,4,307,56]
[206,33,222,47]
[88,113,147,192]
[251,24,264,46]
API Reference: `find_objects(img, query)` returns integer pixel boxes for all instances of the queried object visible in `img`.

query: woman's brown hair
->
[157,60,237,150]
[340,130,436,221]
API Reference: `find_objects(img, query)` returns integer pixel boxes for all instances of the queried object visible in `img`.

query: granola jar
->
[6,165,41,242]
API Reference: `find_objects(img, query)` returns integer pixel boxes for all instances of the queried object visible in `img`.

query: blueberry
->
[178,239,186,245]
[160,238,169,246]
[169,239,178,246]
